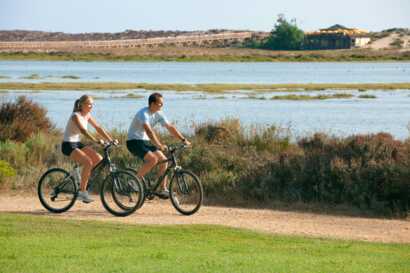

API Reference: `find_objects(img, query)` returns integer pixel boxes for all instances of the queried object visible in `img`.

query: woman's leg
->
[81,146,103,168]
[70,149,94,192]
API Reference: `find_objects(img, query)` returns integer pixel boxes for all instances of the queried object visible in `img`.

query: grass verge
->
[0,213,409,273]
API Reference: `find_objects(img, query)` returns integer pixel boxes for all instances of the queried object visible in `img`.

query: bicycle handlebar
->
[102,140,120,152]
[167,143,189,153]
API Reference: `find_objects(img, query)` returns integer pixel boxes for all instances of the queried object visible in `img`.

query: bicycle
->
[127,143,203,216]
[37,141,144,217]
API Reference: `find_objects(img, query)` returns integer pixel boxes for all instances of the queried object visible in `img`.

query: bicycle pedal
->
[147,194,155,200]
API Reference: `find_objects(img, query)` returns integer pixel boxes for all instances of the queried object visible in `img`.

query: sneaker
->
[77,191,94,203]
[156,190,170,199]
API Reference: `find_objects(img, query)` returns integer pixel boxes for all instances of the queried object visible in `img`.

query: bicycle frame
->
[142,144,185,193]
[69,143,119,191]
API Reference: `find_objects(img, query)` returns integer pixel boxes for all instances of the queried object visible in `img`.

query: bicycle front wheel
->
[38,168,77,213]
[169,170,203,215]
[100,170,144,217]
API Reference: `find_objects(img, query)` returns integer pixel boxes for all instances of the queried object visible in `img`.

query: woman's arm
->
[72,114,99,143]
[88,115,114,142]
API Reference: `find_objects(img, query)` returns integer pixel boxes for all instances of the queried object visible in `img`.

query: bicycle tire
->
[38,168,77,213]
[125,167,149,209]
[112,172,145,211]
[100,170,143,217]
[169,170,203,216]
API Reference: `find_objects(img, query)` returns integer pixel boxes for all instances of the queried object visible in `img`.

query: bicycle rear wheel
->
[100,170,143,217]
[38,168,77,213]
[169,170,203,215]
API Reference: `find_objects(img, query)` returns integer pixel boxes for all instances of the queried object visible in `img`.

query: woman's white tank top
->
[63,112,88,142]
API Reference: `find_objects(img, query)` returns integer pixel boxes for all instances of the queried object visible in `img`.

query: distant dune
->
[367,32,410,50]
[0,29,409,62]
[0,29,255,42]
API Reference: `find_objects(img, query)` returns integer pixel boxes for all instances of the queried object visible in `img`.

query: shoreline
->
[1,49,410,62]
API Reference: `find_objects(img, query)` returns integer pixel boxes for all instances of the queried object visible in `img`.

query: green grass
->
[0,213,408,273]
[1,82,410,93]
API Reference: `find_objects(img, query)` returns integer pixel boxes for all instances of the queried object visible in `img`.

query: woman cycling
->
[61,95,116,203]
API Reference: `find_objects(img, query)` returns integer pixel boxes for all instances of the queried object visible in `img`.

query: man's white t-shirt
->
[127,107,169,141]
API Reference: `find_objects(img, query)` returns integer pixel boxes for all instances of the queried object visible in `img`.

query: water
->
[1,61,410,139]
[1,89,410,140]
[1,61,410,84]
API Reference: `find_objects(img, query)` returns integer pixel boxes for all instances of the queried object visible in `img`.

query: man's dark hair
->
[148,92,163,106]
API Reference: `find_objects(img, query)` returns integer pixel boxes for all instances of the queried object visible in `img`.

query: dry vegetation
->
[1,97,409,217]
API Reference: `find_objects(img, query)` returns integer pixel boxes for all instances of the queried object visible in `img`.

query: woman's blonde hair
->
[73,95,92,112]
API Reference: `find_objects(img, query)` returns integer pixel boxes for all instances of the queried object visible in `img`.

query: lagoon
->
[1,89,410,140]
[1,61,410,84]
[1,60,409,140]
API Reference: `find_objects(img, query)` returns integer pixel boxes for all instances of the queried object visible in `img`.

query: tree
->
[264,14,304,50]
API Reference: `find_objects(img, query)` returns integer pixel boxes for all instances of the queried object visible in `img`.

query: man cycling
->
[126,92,190,198]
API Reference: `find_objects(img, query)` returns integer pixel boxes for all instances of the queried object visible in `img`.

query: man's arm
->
[165,124,190,145]
[144,123,166,150]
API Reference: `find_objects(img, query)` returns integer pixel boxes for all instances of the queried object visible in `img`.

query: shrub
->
[390,38,404,48]
[0,140,29,168]
[0,160,16,182]
[194,119,241,145]
[238,125,291,154]
[235,132,410,216]
[25,132,61,165]
[0,96,54,142]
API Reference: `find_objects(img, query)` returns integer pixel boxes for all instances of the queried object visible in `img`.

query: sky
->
[1,0,409,33]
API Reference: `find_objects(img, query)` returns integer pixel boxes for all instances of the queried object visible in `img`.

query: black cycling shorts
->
[61,141,86,156]
[126,139,158,160]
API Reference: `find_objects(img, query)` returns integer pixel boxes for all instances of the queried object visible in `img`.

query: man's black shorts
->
[61,141,86,156]
[126,139,158,160]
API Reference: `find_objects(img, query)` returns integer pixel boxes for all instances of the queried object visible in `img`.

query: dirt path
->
[0,194,409,243]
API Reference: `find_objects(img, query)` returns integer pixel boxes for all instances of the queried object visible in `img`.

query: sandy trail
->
[0,194,408,243]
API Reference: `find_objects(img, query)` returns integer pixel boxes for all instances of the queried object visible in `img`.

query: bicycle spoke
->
[38,168,77,213]
[169,170,203,215]
[100,170,144,217]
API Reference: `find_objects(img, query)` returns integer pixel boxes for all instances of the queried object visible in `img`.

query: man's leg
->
[153,151,168,191]
[137,151,158,178]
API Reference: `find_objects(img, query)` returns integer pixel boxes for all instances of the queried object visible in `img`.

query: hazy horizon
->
[1,0,409,33]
